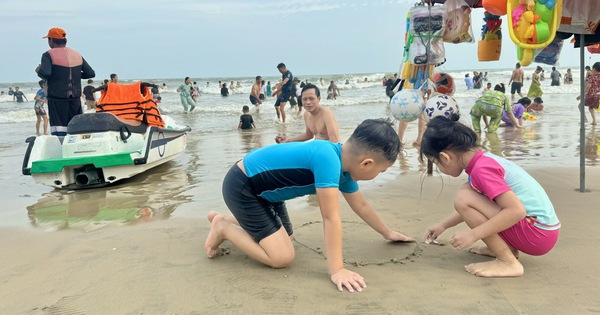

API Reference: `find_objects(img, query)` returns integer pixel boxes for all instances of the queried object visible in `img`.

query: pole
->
[579,34,586,192]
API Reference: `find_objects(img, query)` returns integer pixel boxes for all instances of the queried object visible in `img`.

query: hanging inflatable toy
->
[424,93,460,122]
[390,89,426,122]
[507,0,563,66]
[430,72,456,96]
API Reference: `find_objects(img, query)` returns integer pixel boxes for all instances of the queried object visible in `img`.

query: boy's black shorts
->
[222,163,293,242]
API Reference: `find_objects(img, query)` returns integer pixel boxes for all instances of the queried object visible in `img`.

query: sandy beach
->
[1,71,600,314]
[0,166,599,314]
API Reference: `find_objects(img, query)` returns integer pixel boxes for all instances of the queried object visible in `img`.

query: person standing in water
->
[36,27,95,136]
[508,62,525,101]
[34,80,49,136]
[177,77,196,112]
[275,63,293,123]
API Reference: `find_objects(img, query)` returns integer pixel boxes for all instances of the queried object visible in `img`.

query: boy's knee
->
[269,252,295,269]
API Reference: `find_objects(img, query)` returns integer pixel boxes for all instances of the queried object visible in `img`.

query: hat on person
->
[43,27,66,39]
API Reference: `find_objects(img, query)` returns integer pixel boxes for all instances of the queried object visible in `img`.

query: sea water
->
[0,68,597,228]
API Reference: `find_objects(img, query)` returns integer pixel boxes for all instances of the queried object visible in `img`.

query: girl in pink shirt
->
[419,114,560,278]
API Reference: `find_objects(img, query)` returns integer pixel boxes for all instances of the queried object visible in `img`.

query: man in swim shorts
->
[508,62,525,101]
[249,76,262,109]
[275,63,293,123]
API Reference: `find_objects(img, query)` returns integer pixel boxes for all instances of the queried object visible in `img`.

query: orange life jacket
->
[96,82,165,128]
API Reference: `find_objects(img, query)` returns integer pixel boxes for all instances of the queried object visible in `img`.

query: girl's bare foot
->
[469,245,519,259]
[205,215,226,258]
[464,259,524,277]
[468,245,496,257]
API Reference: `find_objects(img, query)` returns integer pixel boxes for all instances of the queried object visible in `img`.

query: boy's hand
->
[330,268,366,292]
[384,231,414,242]
[423,224,445,244]
[449,231,477,251]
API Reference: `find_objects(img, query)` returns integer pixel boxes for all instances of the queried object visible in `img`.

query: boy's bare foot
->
[207,211,219,223]
[205,215,226,258]
[464,259,524,277]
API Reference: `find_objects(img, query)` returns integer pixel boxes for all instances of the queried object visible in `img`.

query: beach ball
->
[424,93,460,122]
[431,72,455,96]
[390,89,425,122]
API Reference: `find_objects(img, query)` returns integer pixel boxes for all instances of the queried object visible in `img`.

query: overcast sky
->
[0,0,592,83]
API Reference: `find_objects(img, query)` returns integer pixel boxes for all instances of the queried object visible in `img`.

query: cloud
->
[184,1,343,16]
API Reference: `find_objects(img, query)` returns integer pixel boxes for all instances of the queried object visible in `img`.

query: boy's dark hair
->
[301,83,320,98]
[256,76,261,81]
[593,62,600,72]
[184,76,190,81]
[420,114,478,163]
[38,80,45,87]
[277,63,286,69]
[110,73,117,80]
[347,118,400,163]
[494,83,505,93]
[534,97,543,103]
[87,79,93,84]
[517,97,532,105]
[242,105,249,112]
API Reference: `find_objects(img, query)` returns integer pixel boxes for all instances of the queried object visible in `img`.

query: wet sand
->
[1,167,599,314]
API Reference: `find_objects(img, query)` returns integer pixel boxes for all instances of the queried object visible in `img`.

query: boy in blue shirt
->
[205,119,413,292]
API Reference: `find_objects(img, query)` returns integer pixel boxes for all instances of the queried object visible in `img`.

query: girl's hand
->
[384,230,414,242]
[330,268,366,292]
[449,231,477,250]
[423,224,445,244]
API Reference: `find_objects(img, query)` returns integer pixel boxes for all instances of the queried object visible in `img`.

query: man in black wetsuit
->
[275,63,293,123]
[36,27,95,136]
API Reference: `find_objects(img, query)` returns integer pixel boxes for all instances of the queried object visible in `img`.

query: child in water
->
[501,97,531,127]
[421,115,560,277]
[238,105,255,130]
